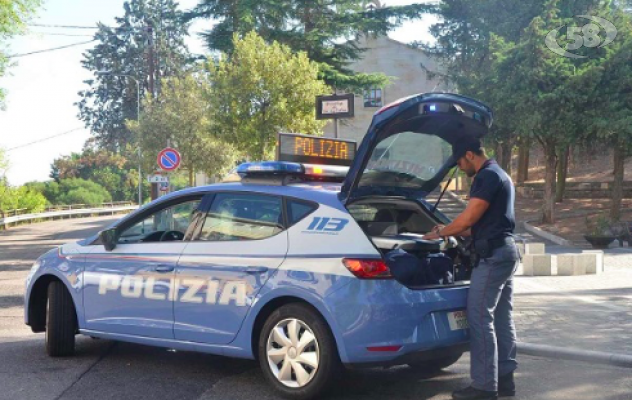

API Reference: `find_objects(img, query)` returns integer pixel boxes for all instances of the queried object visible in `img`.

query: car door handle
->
[154,265,175,273]
[244,266,269,274]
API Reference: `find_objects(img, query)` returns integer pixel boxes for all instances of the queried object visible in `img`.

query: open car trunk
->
[339,93,493,288]
[348,197,473,288]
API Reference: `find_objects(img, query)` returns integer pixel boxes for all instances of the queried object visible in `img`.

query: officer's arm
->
[424,198,490,239]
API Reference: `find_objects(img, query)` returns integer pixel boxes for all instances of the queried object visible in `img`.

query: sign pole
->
[334,118,338,139]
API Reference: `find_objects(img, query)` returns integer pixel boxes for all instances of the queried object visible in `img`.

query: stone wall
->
[518,181,632,199]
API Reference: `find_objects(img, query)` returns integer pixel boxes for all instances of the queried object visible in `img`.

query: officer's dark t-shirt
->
[469,159,515,241]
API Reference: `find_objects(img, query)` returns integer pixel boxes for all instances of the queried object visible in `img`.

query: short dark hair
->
[470,147,487,157]
[452,137,484,160]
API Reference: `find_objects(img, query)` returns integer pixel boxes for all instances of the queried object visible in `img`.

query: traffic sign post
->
[151,147,181,200]
[157,147,181,172]
[147,174,169,183]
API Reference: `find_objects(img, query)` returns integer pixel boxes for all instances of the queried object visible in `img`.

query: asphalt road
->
[1,216,631,400]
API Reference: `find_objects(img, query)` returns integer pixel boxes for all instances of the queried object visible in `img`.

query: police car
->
[25,93,492,399]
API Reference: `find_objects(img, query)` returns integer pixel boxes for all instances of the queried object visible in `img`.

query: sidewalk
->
[513,256,632,356]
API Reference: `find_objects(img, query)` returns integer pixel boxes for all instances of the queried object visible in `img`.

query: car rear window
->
[288,200,317,225]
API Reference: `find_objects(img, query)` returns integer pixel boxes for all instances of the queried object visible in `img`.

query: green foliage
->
[582,11,632,142]
[209,32,328,160]
[49,147,144,202]
[0,147,8,178]
[128,72,236,183]
[55,178,112,206]
[186,0,433,91]
[585,212,613,236]
[24,178,112,206]
[0,180,47,213]
[77,0,190,150]
[0,0,42,104]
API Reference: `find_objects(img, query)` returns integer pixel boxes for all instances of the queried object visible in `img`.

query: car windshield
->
[358,131,452,190]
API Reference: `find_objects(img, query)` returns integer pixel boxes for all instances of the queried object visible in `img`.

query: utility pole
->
[147,22,159,201]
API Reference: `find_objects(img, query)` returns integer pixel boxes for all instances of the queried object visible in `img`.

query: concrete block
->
[579,251,603,274]
[523,254,553,276]
[557,254,587,276]
[525,243,546,255]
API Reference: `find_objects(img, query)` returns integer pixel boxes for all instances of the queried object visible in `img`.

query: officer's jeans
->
[468,243,519,392]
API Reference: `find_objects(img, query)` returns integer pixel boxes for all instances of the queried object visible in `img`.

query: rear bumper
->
[346,342,469,368]
[325,280,469,364]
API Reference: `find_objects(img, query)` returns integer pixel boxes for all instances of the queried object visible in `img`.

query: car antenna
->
[432,167,458,214]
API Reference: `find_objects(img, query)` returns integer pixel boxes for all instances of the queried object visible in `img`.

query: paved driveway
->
[1,216,631,400]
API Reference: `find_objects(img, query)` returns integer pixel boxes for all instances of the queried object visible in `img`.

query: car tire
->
[408,352,463,373]
[258,303,341,400]
[45,281,76,357]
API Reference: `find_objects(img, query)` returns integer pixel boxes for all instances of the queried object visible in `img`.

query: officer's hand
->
[422,225,446,241]
[422,232,440,240]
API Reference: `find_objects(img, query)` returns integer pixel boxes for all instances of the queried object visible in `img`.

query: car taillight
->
[343,259,392,279]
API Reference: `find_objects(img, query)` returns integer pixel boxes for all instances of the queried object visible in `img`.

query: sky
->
[0,0,438,186]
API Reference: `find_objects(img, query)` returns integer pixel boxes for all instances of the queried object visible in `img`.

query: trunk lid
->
[340,93,493,203]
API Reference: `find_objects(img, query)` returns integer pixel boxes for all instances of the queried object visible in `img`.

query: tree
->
[210,32,329,160]
[77,0,190,151]
[0,0,41,105]
[50,147,145,202]
[186,0,434,90]
[487,1,612,223]
[0,147,8,179]
[420,0,602,177]
[128,72,236,185]
[56,179,113,205]
[582,11,632,220]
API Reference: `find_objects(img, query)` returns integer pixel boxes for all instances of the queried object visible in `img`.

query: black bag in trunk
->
[385,250,454,286]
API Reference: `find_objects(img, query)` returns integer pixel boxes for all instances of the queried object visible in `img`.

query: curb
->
[522,221,574,247]
[518,342,632,368]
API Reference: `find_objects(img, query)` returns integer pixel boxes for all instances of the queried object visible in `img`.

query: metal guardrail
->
[0,202,139,229]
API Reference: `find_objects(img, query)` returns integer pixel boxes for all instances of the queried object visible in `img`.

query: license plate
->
[448,311,468,331]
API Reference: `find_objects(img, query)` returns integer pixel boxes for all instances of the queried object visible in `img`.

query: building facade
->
[323,36,451,144]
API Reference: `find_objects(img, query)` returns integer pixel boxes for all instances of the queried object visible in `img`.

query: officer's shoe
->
[498,372,516,397]
[452,386,498,400]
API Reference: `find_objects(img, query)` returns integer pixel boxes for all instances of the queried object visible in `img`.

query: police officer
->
[423,137,518,400]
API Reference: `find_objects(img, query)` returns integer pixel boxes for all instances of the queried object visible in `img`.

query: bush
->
[57,178,112,206]
[0,182,47,213]
[16,187,47,213]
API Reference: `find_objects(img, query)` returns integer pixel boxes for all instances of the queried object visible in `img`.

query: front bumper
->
[326,280,469,365]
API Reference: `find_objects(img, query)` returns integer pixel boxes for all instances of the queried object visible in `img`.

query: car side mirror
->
[99,228,118,251]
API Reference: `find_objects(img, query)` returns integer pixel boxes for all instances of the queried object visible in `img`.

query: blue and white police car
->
[25,93,492,399]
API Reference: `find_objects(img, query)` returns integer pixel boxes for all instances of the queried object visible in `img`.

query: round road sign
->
[157,147,181,171]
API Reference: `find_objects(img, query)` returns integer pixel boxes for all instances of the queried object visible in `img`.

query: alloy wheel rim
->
[266,318,320,388]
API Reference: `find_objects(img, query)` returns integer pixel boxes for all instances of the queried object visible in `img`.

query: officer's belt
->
[472,235,515,260]
[488,236,515,251]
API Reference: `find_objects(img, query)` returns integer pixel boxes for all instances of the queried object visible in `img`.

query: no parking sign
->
[157,147,181,171]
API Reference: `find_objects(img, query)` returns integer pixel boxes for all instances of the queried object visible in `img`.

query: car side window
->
[288,200,317,225]
[118,199,201,244]
[198,193,283,241]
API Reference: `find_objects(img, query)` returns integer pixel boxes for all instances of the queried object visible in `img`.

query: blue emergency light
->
[236,161,305,175]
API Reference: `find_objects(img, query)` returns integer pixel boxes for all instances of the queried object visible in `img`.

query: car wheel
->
[258,303,341,400]
[408,352,463,373]
[45,281,76,357]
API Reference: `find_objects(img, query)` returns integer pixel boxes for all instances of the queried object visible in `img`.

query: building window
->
[364,88,382,107]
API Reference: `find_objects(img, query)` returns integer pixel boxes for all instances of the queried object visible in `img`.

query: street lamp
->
[96,71,143,205]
